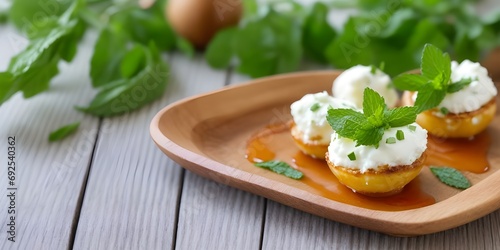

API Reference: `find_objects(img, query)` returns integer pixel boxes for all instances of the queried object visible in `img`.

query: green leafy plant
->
[326,87,418,147]
[206,0,500,77]
[0,0,192,138]
[206,9,303,78]
[0,0,85,104]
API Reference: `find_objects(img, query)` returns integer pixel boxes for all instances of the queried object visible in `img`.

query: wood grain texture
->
[72,54,229,249]
[175,71,266,250]
[262,201,500,250]
[0,27,99,249]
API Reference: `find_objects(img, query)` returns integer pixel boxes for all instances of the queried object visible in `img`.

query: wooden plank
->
[72,54,229,249]
[262,201,500,249]
[174,71,266,250]
[0,27,100,249]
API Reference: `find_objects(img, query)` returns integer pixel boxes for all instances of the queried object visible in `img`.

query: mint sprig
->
[327,88,418,147]
[254,161,303,180]
[430,167,471,189]
[48,122,80,142]
[393,44,473,113]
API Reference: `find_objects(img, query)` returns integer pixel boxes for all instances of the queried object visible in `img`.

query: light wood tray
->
[150,70,500,236]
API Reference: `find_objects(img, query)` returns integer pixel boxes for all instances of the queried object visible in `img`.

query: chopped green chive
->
[370,65,377,74]
[386,137,396,144]
[348,152,356,161]
[440,107,449,115]
[408,125,416,132]
[310,103,321,112]
[396,130,405,140]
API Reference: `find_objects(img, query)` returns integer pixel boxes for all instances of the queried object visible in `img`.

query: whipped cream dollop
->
[438,60,497,114]
[327,123,427,173]
[332,65,398,108]
[290,91,355,145]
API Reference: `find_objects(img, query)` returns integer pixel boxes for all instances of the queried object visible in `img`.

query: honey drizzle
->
[246,125,436,211]
[425,132,491,173]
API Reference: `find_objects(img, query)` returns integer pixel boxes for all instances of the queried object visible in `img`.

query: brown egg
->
[481,47,500,82]
[166,0,242,48]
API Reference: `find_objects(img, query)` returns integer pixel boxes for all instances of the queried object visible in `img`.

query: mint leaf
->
[421,43,451,81]
[234,11,302,78]
[9,0,72,33]
[354,126,384,147]
[384,106,418,127]
[327,87,419,147]
[414,83,447,113]
[120,44,147,79]
[254,161,303,180]
[326,108,366,139]
[90,29,127,87]
[404,19,450,68]
[392,74,429,91]
[176,37,195,58]
[430,167,471,189]
[79,43,169,117]
[0,10,7,24]
[302,2,336,63]
[205,27,236,69]
[447,78,473,93]
[111,2,177,51]
[363,87,386,117]
[0,1,85,104]
[49,122,80,142]
[378,9,418,39]
[325,18,375,70]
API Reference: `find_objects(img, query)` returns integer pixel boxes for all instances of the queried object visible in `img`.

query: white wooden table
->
[1,22,500,249]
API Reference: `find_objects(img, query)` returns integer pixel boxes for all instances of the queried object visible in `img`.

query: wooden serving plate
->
[150,70,500,236]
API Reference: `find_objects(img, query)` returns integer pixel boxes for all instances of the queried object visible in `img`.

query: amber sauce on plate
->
[425,132,490,173]
[245,124,491,211]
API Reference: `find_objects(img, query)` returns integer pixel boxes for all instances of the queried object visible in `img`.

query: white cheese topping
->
[327,123,427,173]
[332,65,399,108]
[438,60,497,113]
[290,91,355,145]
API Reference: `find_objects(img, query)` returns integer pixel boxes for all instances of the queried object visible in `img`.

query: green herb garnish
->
[348,152,356,161]
[396,130,405,140]
[393,44,476,113]
[429,167,471,189]
[254,161,303,180]
[408,125,416,132]
[327,88,418,147]
[48,122,80,142]
[393,44,480,113]
[386,137,396,144]
[393,44,450,113]
[310,103,321,112]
